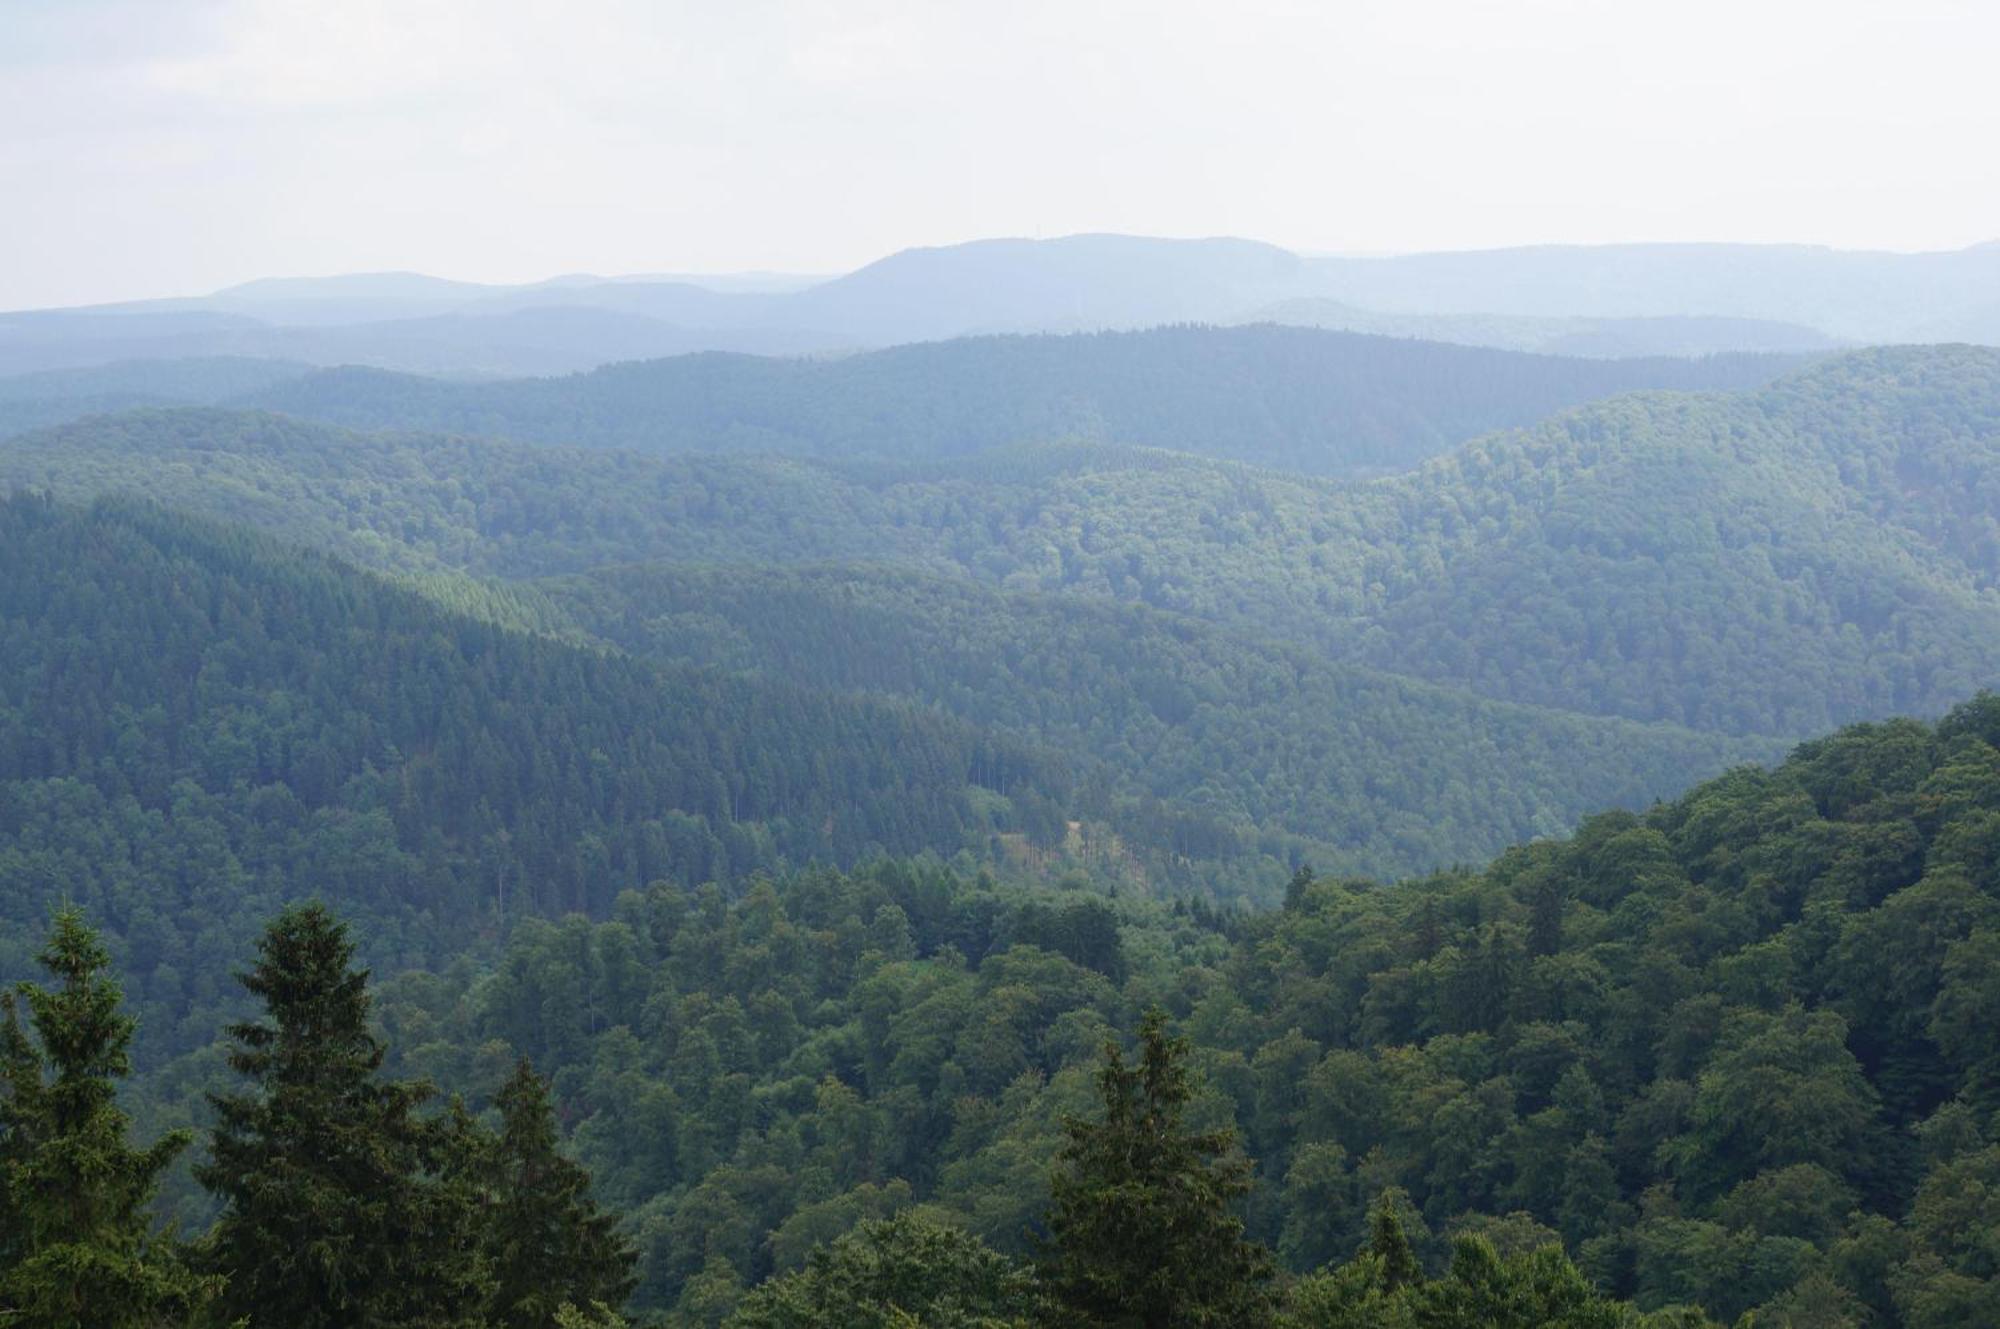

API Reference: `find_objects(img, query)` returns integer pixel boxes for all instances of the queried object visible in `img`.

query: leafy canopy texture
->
[1041,1006,1275,1328]
[196,902,491,1329]
[727,1212,1040,1328]
[0,908,213,1329]
[1281,1224,1643,1329]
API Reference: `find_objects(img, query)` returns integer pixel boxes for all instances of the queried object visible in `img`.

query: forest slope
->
[546,561,1775,874]
[0,495,1095,1067]
[12,346,2000,738]
[243,325,1807,477]
[357,696,2000,1326]
[0,425,1769,883]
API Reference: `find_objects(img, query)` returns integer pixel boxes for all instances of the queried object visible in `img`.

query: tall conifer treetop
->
[0,909,213,1329]
[1042,1005,1276,1328]
[198,902,490,1329]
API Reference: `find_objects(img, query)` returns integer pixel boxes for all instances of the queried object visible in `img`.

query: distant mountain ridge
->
[1242,299,1843,358]
[238,324,1809,478]
[9,233,1998,375]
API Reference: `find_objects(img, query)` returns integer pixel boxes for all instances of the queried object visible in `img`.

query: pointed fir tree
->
[197,902,491,1329]
[1366,1188,1424,1293]
[1041,1005,1274,1328]
[482,1058,637,1329]
[0,908,216,1329]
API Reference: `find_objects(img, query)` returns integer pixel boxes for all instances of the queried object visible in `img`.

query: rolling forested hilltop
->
[237,325,1806,477]
[8,344,1999,741]
[365,694,2000,1326]
[14,660,2000,1325]
[10,0,2000,1313]
[5,326,2000,1328]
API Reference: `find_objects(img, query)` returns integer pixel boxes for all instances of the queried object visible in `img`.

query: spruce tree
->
[482,1058,636,1329]
[1041,1006,1274,1328]
[1366,1189,1423,1293]
[198,902,490,1329]
[0,908,215,1329]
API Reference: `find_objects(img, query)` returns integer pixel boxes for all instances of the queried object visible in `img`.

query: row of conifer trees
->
[0,904,634,1329]
[2,898,1680,1329]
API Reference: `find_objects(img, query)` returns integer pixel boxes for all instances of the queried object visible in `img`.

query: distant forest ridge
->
[5,233,1999,375]
[234,325,1811,477]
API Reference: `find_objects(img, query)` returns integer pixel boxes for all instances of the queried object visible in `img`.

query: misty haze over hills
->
[14,221,2000,1328]
[6,233,1999,378]
[18,0,2000,1322]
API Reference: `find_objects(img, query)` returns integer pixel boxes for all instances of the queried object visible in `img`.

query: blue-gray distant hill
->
[1244,299,1842,358]
[1303,239,2000,341]
[0,356,312,438]
[16,233,2000,376]
[243,324,1808,478]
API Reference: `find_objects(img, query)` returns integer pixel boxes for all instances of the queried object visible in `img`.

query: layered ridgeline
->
[347,696,2000,1326]
[240,325,1807,477]
[9,345,2000,744]
[0,478,1768,904]
[8,236,1999,378]
[1243,300,1843,358]
[0,495,1104,1068]
[0,355,310,439]
[545,563,1770,869]
[0,415,1779,885]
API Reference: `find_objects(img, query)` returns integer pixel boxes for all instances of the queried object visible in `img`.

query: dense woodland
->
[549,562,1771,872]
[8,347,2000,741]
[242,325,1805,477]
[0,356,310,441]
[11,699,2000,1325]
[0,413,1778,881]
[0,497,1111,1071]
[5,333,2000,1326]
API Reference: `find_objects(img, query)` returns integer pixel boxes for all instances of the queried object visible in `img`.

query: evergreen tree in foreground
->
[483,1058,637,1329]
[197,902,490,1329]
[1041,1006,1274,1328]
[0,908,214,1329]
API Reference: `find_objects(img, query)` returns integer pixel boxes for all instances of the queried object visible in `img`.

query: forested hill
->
[352,695,2000,1325]
[0,355,310,439]
[0,429,1768,885]
[240,324,1808,477]
[544,562,1775,875]
[0,495,1104,1062]
[13,345,2000,742]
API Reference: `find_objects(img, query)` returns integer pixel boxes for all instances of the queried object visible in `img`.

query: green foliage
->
[10,694,2000,1325]
[727,1213,1039,1328]
[550,562,1773,882]
[245,325,1801,477]
[0,356,310,441]
[10,344,2000,1329]
[259,695,2000,1328]
[15,346,2000,746]
[0,493,1092,1104]
[0,909,214,1329]
[483,1059,637,1329]
[1041,1007,1275,1327]
[1285,1228,1643,1329]
[197,903,491,1329]
[0,417,1780,886]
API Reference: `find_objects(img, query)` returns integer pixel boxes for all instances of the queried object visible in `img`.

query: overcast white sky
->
[4,0,1998,309]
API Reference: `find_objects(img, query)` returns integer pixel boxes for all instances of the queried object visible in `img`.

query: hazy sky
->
[5,0,1999,309]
